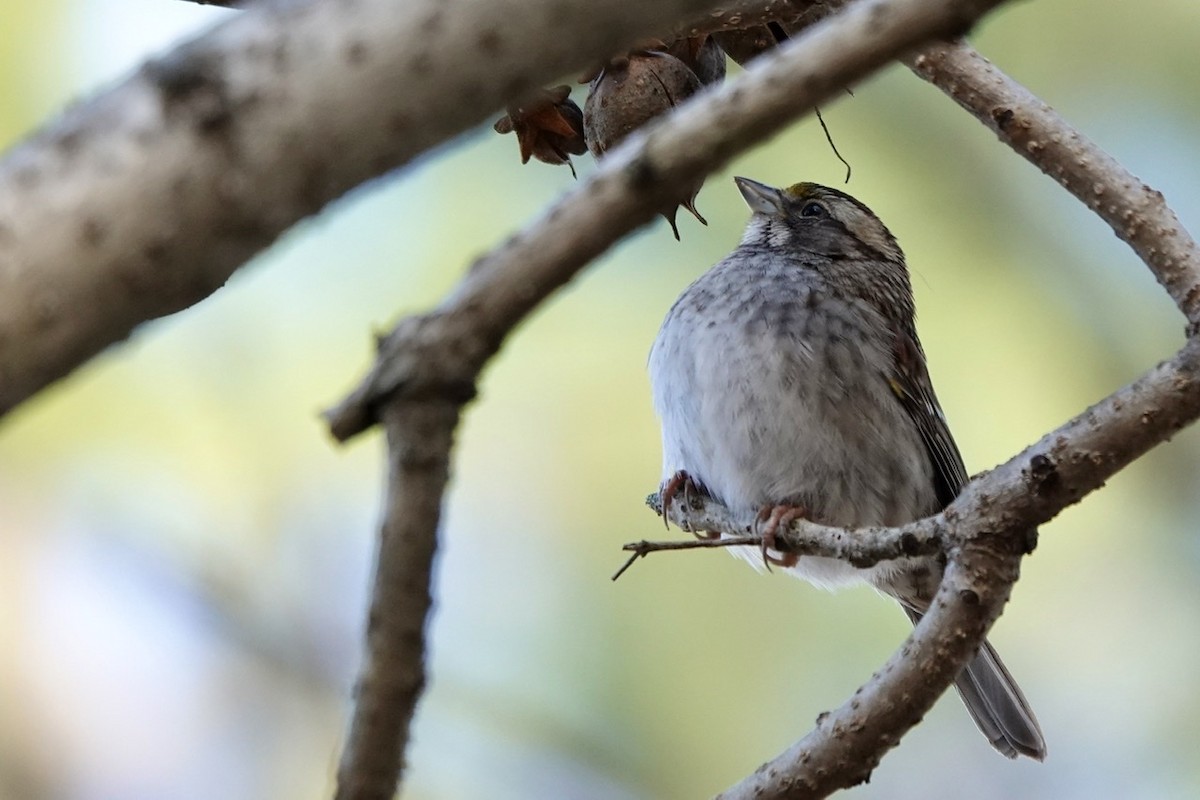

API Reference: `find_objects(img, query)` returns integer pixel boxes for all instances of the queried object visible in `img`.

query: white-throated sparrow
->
[648,177,1045,760]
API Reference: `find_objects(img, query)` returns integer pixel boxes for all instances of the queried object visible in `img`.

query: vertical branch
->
[334,399,463,800]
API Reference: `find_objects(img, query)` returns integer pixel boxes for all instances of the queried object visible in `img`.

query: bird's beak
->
[734,176,783,216]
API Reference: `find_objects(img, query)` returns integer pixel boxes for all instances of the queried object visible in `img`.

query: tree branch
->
[176,0,244,7]
[646,338,1200,570]
[334,399,461,800]
[326,0,1013,441]
[326,2,1019,798]
[0,0,744,418]
[907,41,1200,327]
[175,0,828,36]
[703,43,1200,800]
[616,491,943,580]
[718,538,1020,797]
[626,335,1200,797]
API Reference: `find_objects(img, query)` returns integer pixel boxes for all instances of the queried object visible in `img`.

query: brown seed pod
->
[583,52,707,239]
[583,52,700,158]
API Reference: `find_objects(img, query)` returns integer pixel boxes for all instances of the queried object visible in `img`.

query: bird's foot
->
[658,470,709,533]
[754,504,806,570]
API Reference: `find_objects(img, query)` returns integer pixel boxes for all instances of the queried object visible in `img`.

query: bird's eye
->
[800,202,826,218]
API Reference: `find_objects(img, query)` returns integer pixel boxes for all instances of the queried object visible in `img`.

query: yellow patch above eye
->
[783,182,818,199]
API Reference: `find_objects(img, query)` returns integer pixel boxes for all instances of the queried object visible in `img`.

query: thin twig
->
[814,106,852,183]
[612,535,759,580]
[763,12,852,183]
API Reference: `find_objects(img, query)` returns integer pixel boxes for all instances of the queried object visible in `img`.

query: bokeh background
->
[3,1,1200,798]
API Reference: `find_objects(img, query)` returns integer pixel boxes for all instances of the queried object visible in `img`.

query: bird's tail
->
[902,605,1046,760]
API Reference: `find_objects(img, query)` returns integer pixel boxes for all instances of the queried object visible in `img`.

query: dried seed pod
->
[493,85,587,175]
[583,52,700,158]
[584,52,707,239]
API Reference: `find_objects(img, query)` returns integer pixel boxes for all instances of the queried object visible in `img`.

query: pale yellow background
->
[3,1,1200,798]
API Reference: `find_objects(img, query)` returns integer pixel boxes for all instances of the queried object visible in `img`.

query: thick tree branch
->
[326,0,1012,440]
[0,0,744,418]
[718,539,1020,798]
[907,41,1200,327]
[176,0,828,37]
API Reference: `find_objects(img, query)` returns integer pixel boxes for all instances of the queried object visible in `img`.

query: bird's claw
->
[754,504,806,570]
[659,470,704,532]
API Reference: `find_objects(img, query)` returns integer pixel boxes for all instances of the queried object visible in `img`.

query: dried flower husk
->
[493,85,587,175]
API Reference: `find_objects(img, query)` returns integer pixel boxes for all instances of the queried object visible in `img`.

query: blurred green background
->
[3,1,1200,798]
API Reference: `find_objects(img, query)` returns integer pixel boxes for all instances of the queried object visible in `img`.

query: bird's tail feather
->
[902,605,1045,760]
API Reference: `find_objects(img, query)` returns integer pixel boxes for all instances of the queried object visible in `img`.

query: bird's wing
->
[887,327,969,509]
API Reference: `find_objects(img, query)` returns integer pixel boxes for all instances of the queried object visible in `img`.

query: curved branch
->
[907,41,1200,327]
[719,542,1019,798]
[326,0,1013,440]
[0,0,740,417]
[695,44,1200,798]
[631,338,1200,798]
[327,2,1019,798]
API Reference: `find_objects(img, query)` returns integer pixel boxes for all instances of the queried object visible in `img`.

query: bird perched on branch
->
[648,177,1045,760]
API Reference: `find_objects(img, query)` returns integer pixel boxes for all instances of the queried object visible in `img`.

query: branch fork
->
[124,1,1200,799]
[325,6,1200,799]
